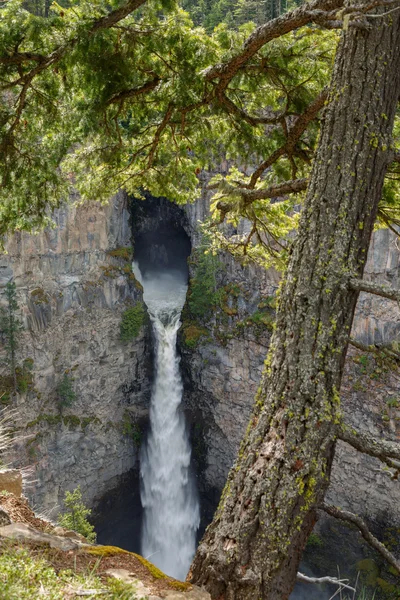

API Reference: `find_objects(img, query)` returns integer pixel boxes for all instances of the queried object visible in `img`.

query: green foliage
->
[58,486,96,543]
[386,396,399,409]
[120,303,145,341]
[30,288,49,305]
[56,373,77,408]
[0,0,398,269]
[306,532,324,548]
[181,322,209,348]
[182,0,292,30]
[121,411,142,446]
[0,363,34,404]
[0,544,139,599]
[107,246,133,261]
[188,243,223,320]
[63,414,81,428]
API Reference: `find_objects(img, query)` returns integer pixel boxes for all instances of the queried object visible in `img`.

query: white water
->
[134,263,200,580]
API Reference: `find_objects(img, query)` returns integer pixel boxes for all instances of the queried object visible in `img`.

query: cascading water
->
[134,263,200,580]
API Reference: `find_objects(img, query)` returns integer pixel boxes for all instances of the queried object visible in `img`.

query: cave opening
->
[93,196,199,576]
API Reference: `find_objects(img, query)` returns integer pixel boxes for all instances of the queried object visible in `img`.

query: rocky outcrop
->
[0,192,152,515]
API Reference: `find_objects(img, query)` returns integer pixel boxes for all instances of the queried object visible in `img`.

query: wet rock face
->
[0,192,152,515]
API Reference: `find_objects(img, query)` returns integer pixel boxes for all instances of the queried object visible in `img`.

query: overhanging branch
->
[202,0,345,92]
[321,503,400,575]
[349,278,400,302]
[214,178,308,221]
[339,427,400,463]
[107,76,161,105]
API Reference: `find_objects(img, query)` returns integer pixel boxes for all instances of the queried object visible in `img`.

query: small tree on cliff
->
[1,0,400,597]
[0,281,23,394]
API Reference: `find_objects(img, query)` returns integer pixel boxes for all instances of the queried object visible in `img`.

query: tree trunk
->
[190,7,400,600]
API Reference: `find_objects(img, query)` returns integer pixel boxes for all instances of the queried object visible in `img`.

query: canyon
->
[0,190,399,590]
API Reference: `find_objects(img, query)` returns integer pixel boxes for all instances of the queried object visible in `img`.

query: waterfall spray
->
[135,264,200,580]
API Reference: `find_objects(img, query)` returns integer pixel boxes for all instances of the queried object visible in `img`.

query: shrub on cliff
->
[58,486,96,543]
[120,303,145,342]
[188,246,223,321]
[56,374,76,409]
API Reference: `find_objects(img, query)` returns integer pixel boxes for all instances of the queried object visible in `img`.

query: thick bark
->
[190,6,400,600]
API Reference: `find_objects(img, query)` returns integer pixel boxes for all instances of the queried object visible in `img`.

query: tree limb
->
[106,76,161,105]
[147,103,173,167]
[202,0,345,92]
[0,52,45,66]
[0,0,148,152]
[339,426,400,463]
[321,503,400,575]
[248,89,328,187]
[349,337,400,361]
[296,572,355,592]
[349,278,400,302]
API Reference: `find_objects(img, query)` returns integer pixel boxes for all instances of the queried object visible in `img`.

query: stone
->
[0,470,23,497]
[105,569,152,596]
[0,522,82,551]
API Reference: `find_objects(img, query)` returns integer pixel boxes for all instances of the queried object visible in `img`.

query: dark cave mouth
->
[130,195,192,281]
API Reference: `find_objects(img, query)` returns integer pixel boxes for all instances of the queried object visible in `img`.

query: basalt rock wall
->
[0,193,152,516]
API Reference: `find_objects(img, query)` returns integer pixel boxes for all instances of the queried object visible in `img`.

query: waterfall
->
[134,264,200,580]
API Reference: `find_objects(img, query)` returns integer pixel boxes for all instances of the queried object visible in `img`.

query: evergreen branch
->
[0,52,46,65]
[106,76,161,105]
[349,278,400,302]
[214,178,308,221]
[0,0,149,155]
[248,89,328,188]
[87,0,149,33]
[202,0,344,92]
[321,503,400,575]
[147,103,174,167]
[218,92,288,126]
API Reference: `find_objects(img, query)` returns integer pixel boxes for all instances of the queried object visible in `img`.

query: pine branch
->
[0,52,45,65]
[202,0,345,92]
[107,76,161,105]
[248,90,328,188]
[321,503,400,575]
[349,278,400,302]
[0,0,148,155]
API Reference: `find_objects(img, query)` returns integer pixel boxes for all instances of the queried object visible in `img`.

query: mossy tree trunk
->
[190,8,400,600]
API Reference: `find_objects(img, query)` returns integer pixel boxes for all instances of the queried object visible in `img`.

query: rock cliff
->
[0,192,151,515]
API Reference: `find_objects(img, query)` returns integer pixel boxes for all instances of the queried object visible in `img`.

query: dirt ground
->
[0,493,192,596]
